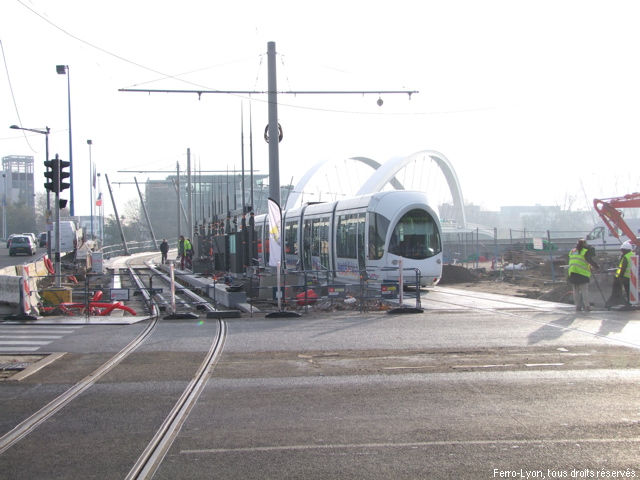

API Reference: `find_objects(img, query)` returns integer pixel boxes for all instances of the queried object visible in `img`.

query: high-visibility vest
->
[184,239,192,252]
[616,251,633,279]
[568,248,591,278]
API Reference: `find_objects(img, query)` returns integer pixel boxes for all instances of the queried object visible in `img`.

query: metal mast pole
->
[44,128,51,258]
[241,103,246,212]
[176,162,181,240]
[267,41,280,205]
[53,156,61,287]
[87,140,93,239]
[66,69,74,217]
[170,179,189,224]
[105,173,129,255]
[2,174,6,246]
[249,103,254,209]
[187,148,193,238]
[134,177,158,249]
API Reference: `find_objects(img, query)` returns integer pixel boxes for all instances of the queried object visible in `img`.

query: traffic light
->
[59,199,68,209]
[44,159,60,193]
[58,159,71,192]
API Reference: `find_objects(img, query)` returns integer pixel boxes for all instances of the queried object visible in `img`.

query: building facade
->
[1,155,35,210]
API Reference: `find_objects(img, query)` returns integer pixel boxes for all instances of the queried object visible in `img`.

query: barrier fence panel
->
[243,266,422,314]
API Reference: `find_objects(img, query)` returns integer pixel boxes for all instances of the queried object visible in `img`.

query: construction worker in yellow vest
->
[606,241,634,307]
[567,239,599,312]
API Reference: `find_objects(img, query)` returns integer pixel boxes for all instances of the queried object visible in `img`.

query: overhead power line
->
[0,38,35,152]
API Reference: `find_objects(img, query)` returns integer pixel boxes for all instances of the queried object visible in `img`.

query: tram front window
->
[389,209,441,259]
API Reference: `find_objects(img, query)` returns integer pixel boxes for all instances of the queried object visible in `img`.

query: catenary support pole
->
[134,177,158,249]
[187,148,193,238]
[176,162,181,241]
[105,173,129,255]
[267,41,280,205]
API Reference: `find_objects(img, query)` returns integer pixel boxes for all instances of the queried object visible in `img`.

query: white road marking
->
[181,437,640,455]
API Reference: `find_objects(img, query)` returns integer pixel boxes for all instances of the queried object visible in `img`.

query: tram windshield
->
[388,209,441,259]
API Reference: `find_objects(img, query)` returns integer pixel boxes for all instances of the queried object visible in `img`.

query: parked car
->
[9,235,37,256]
[39,232,47,247]
[6,234,19,248]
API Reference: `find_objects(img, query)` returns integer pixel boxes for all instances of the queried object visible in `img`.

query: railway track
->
[0,253,228,479]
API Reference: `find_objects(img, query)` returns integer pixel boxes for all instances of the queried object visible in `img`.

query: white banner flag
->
[268,198,282,267]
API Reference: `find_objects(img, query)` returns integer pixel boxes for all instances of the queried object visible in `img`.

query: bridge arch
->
[285,156,403,210]
[285,150,466,228]
[355,150,466,228]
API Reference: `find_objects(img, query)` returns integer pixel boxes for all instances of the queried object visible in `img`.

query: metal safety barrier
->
[240,266,423,314]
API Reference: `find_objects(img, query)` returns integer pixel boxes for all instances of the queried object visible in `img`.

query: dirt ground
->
[440,262,575,304]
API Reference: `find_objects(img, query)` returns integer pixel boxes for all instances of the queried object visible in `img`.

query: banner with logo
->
[267,198,282,267]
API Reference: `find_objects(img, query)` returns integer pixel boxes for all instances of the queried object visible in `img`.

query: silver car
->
[9,235,37,256]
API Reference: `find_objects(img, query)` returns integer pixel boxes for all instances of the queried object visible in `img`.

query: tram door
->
[302,216,331,271]
[335,212,366,278]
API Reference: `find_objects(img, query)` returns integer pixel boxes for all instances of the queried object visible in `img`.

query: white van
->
[52,221,81,253]
[585,218,640,251]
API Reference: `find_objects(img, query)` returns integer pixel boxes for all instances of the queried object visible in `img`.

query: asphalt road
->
[0,290,638,479]
[0,243,46,269]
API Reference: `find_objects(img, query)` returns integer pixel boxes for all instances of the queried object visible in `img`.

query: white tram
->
[254,190,443,287]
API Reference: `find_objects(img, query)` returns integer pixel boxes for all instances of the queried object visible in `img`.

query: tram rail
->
[0,257,159,454]
[0,253,228,480]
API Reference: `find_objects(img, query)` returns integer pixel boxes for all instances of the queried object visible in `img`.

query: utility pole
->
[267,41,280,205]
[241,103,246,212]
[187,148,193,238]
[134,177,158,249]
[176,162,181,240]
[105,173,129,255]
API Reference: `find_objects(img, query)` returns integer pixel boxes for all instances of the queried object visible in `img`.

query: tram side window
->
[389,209,441,260]
[337,214,357,258]
[336,213,366,264]
[356,213,366,270]
[302,219,313,269]
[257,225,264,254]
[368,212,389,260]
[284,221,298,255]
[314,217,330,269]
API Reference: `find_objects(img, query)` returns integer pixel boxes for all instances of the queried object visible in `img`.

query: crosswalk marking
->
[0,326,82,353]
[0,336,63,339]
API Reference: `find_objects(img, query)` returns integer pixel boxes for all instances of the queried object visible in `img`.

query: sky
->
[1,0,640,221]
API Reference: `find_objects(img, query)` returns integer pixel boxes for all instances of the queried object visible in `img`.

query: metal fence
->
[443,229,591,268]
[239,266,424,314]
[102,239,178,258]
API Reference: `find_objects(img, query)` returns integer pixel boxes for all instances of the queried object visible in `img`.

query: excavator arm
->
[593,193,640,250]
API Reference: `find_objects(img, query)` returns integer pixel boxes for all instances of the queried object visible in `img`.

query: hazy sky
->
[1,0,639,219]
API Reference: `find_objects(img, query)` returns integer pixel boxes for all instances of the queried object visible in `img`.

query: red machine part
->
[593,193,640,250]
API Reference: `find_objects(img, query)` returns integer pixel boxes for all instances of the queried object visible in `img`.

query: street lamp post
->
[56,64,74,217]
[87,139,93,239]
[9,125,51,257]
[96,172,103,244]
[2,173,6,240]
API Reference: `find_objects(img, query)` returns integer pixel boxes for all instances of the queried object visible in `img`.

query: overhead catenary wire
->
[15,0,492,120]
[0,39,36,152]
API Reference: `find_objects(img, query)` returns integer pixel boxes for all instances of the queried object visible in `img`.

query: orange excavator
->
[593,193,640,251]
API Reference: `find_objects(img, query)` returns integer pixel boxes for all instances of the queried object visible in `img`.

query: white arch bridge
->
[284,150,467,228]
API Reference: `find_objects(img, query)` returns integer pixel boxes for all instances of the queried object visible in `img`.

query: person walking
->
[160,239,169,264]
[178,235,186,269]
[606,241,634,307]
[567,239,599,312]
[184,237,193,270]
